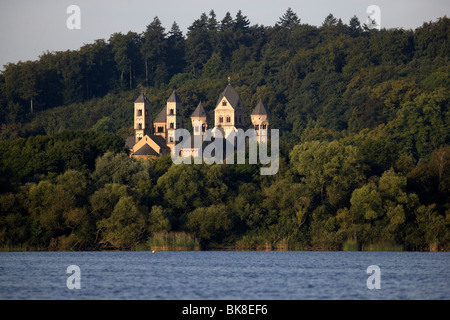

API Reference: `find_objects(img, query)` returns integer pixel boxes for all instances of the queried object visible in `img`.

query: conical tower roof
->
[135,92,150,103]
[191,102,207,118]
[167,90,182,103]
[251,99,268,116]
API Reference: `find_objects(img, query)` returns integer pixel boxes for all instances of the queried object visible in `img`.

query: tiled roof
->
[133,143,159,156]
[125,136,135,149]
[167,90,182,103]
[191,102,207,118]
[154,105,167,122]
[149,134,167,148]
[216,84,243,109]
[135,93,150,103]
[251,99,268,115]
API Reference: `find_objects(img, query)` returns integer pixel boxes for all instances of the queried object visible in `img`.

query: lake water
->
[0,251,448,300]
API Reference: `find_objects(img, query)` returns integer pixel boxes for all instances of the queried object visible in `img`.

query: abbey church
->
[126,82,270,159]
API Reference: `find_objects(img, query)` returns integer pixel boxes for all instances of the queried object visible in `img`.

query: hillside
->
[0,10,449,251]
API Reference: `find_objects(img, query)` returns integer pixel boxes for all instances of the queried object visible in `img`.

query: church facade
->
[126,82,270,159]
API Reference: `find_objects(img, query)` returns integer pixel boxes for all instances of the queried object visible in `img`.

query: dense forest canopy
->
[0,9,449,251]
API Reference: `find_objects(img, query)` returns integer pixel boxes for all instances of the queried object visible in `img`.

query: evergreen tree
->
[207,10,218,31]
[322,13,338,27]
[167,21,186,77]
[220,12,234,32]
[185,13,213,76]
[141,16,167,85]
[348,15,362,37]
[109,31,141,89]
[278,7,301,29]
[234,10,250,31]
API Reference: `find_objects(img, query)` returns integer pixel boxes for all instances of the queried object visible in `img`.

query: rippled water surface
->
[0,251,448,299]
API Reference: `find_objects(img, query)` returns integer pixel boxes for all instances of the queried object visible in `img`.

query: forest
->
[0,9,449,251]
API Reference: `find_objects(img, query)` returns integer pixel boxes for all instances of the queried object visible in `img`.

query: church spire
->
[251,99,269,144]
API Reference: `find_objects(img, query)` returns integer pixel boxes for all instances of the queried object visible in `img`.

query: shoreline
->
[1,247,448,252]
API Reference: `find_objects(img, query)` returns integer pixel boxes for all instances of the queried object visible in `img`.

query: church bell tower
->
[134,92,151,143]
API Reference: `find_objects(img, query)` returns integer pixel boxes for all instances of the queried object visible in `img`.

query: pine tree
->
[167,21,186,77]
[220,12,233,32]
[141,16,167,85]
[322,13,337,27]
[278,7,301,29]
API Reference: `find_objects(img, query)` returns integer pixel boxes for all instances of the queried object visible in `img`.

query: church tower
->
[191,102,208,138]
[134,93,151,144]
[166,90,183,149]
[214,81,245,139]
[251,99,269,144]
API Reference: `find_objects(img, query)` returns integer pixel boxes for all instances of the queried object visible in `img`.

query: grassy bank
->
[145,232,201,251]
[342,240,404,251]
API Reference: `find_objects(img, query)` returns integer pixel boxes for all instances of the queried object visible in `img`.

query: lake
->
[0,251,448,300]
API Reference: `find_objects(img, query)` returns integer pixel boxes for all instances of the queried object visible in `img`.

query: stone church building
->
[126,82,269,159]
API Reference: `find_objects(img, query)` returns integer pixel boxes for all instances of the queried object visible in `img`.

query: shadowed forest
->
[0,9,449,251]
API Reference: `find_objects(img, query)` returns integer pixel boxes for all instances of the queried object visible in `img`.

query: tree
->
[290,140,366,207]
[109,31,141,89]
[97,195,147,249]
[207,10,218,31]
[232,182,264,229]
[89,183,129,221]
[79,39,115,99]
[220,12,234,32]
[262,179,311,246]
[141,17,167,85]
[348,15,362,37]
[389,88,449,159]
[278,8,301,29]
[342,169,419,248]
[167,21,186,77]
[91,151,151,188]
[47,50,84,104]
[407,145,450,206]
[187,204,232,248]
[92,116,115,133]
[415,204,449,251]
[202,164,228,204]
[322,13,337,27]
[19,61,39,113]
[358,137,399,177]
[215,11,236,62]
[202,53,223,79]
[155,164,204,218]
[232,10,251,49]
[148,205,171,234]
[26,170,91,249]
[0,192,29,248]
[234,10,250,31]
[185,13,213,76]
